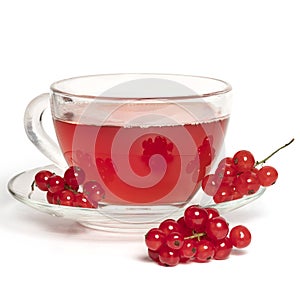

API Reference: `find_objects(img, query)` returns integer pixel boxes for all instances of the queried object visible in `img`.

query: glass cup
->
[24,73,232,225]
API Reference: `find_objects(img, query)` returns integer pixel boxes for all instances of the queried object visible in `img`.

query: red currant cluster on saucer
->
[145,205,251,266]
[33,166,104,208]
[201,149,279,203]
[201,139,295,203]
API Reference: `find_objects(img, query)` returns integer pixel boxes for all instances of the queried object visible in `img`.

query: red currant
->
[215,158,237,184]
[257,166,278,186]
[142,135,173,164]
[198,138,215,167]
[177,216,193,236]
[233,150,255,172]
[148,249,160,263]
[205,216,229,240]
[230,186,243,200]
[184,205,208,231]
[213,237,233,260]
[83,180,103,194]
[159,219,181,235]
[217,157,234,168]
[34,170,53,191]
[158,245,180,267]
[201,174,219,196]
[46,191,59,204]
[47,175,65,194]
[64,166,86,190]
[145,228,166,251]
[229,225,251,248]
[144,204,253,266]
[73,192,95,208]
[194,239,215,262]
[179,239,197,259]
[83,180,105,203]
[205,207,220,220]
[213,183,233,203]
[57,189,75,206]
[235,171,260,195]
[165,232,184,250]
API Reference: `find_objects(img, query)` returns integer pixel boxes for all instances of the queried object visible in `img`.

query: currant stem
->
[184,232,206,240]
[64,184,80,194]
[31,180,35,192]
[254,138,295,167]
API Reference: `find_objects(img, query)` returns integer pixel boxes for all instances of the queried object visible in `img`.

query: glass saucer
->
[7,164,266,233]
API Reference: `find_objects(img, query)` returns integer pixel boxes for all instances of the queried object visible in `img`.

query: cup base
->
[77,203,185,232]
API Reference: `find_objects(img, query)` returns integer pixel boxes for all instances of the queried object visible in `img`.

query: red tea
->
[53,118,229,205]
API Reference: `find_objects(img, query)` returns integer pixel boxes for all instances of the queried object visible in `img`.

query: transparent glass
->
[21,73,234,229]
[7,164,266,232]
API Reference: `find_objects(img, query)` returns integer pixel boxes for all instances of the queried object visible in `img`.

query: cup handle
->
[24,93,68,169]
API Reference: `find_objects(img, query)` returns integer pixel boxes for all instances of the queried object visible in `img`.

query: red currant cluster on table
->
[202,149,279,203]
[33,166,104,208]
[145,205,251,267]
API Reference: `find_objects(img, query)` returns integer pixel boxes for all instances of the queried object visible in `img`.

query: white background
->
[1,0,299,299]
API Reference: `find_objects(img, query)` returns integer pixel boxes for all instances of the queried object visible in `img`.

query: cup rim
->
[50,73,232,101]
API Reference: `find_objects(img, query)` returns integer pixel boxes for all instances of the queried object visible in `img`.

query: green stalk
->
[254,138,294,167]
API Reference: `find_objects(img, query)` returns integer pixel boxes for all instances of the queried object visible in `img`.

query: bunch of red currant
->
[142,135,174,164]
[145,204,251,266]
[33,166,104,208]
[202,139,294,203]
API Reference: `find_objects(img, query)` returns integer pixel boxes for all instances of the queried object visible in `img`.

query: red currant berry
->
[257,166,278,187]
[177,216,193,236]
[47,175,65,194]
[230,185,243,200]
[215,159,237,184]
[233,150,255,172]
[217,157,234,168]
[205,216,229,240]
[145,228,166,251]
[34,170,53,191]
[46,191,59,204]
[206,207,220,220]
[87,190,104,205]
[201,174,219,196]
[83,180,104,194]
[142,135,174,165]
[83,181,105,203]
[57,189,75,206]
[158,245,180,267]
[184,205,208,231]
[73,192,96,208]
[213,183,233,203]
[194,239,215,262]
[179,239,197,259]
[229,225,251,248]
[179,256,191,263]
[192,164,206,184]
[148,249,160,263]
[198,136,215,167]
[165,232,184,250]
[235,171,260,195]
[213,237,233,260]
[64,166,86,189]
[159,219,181,235]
